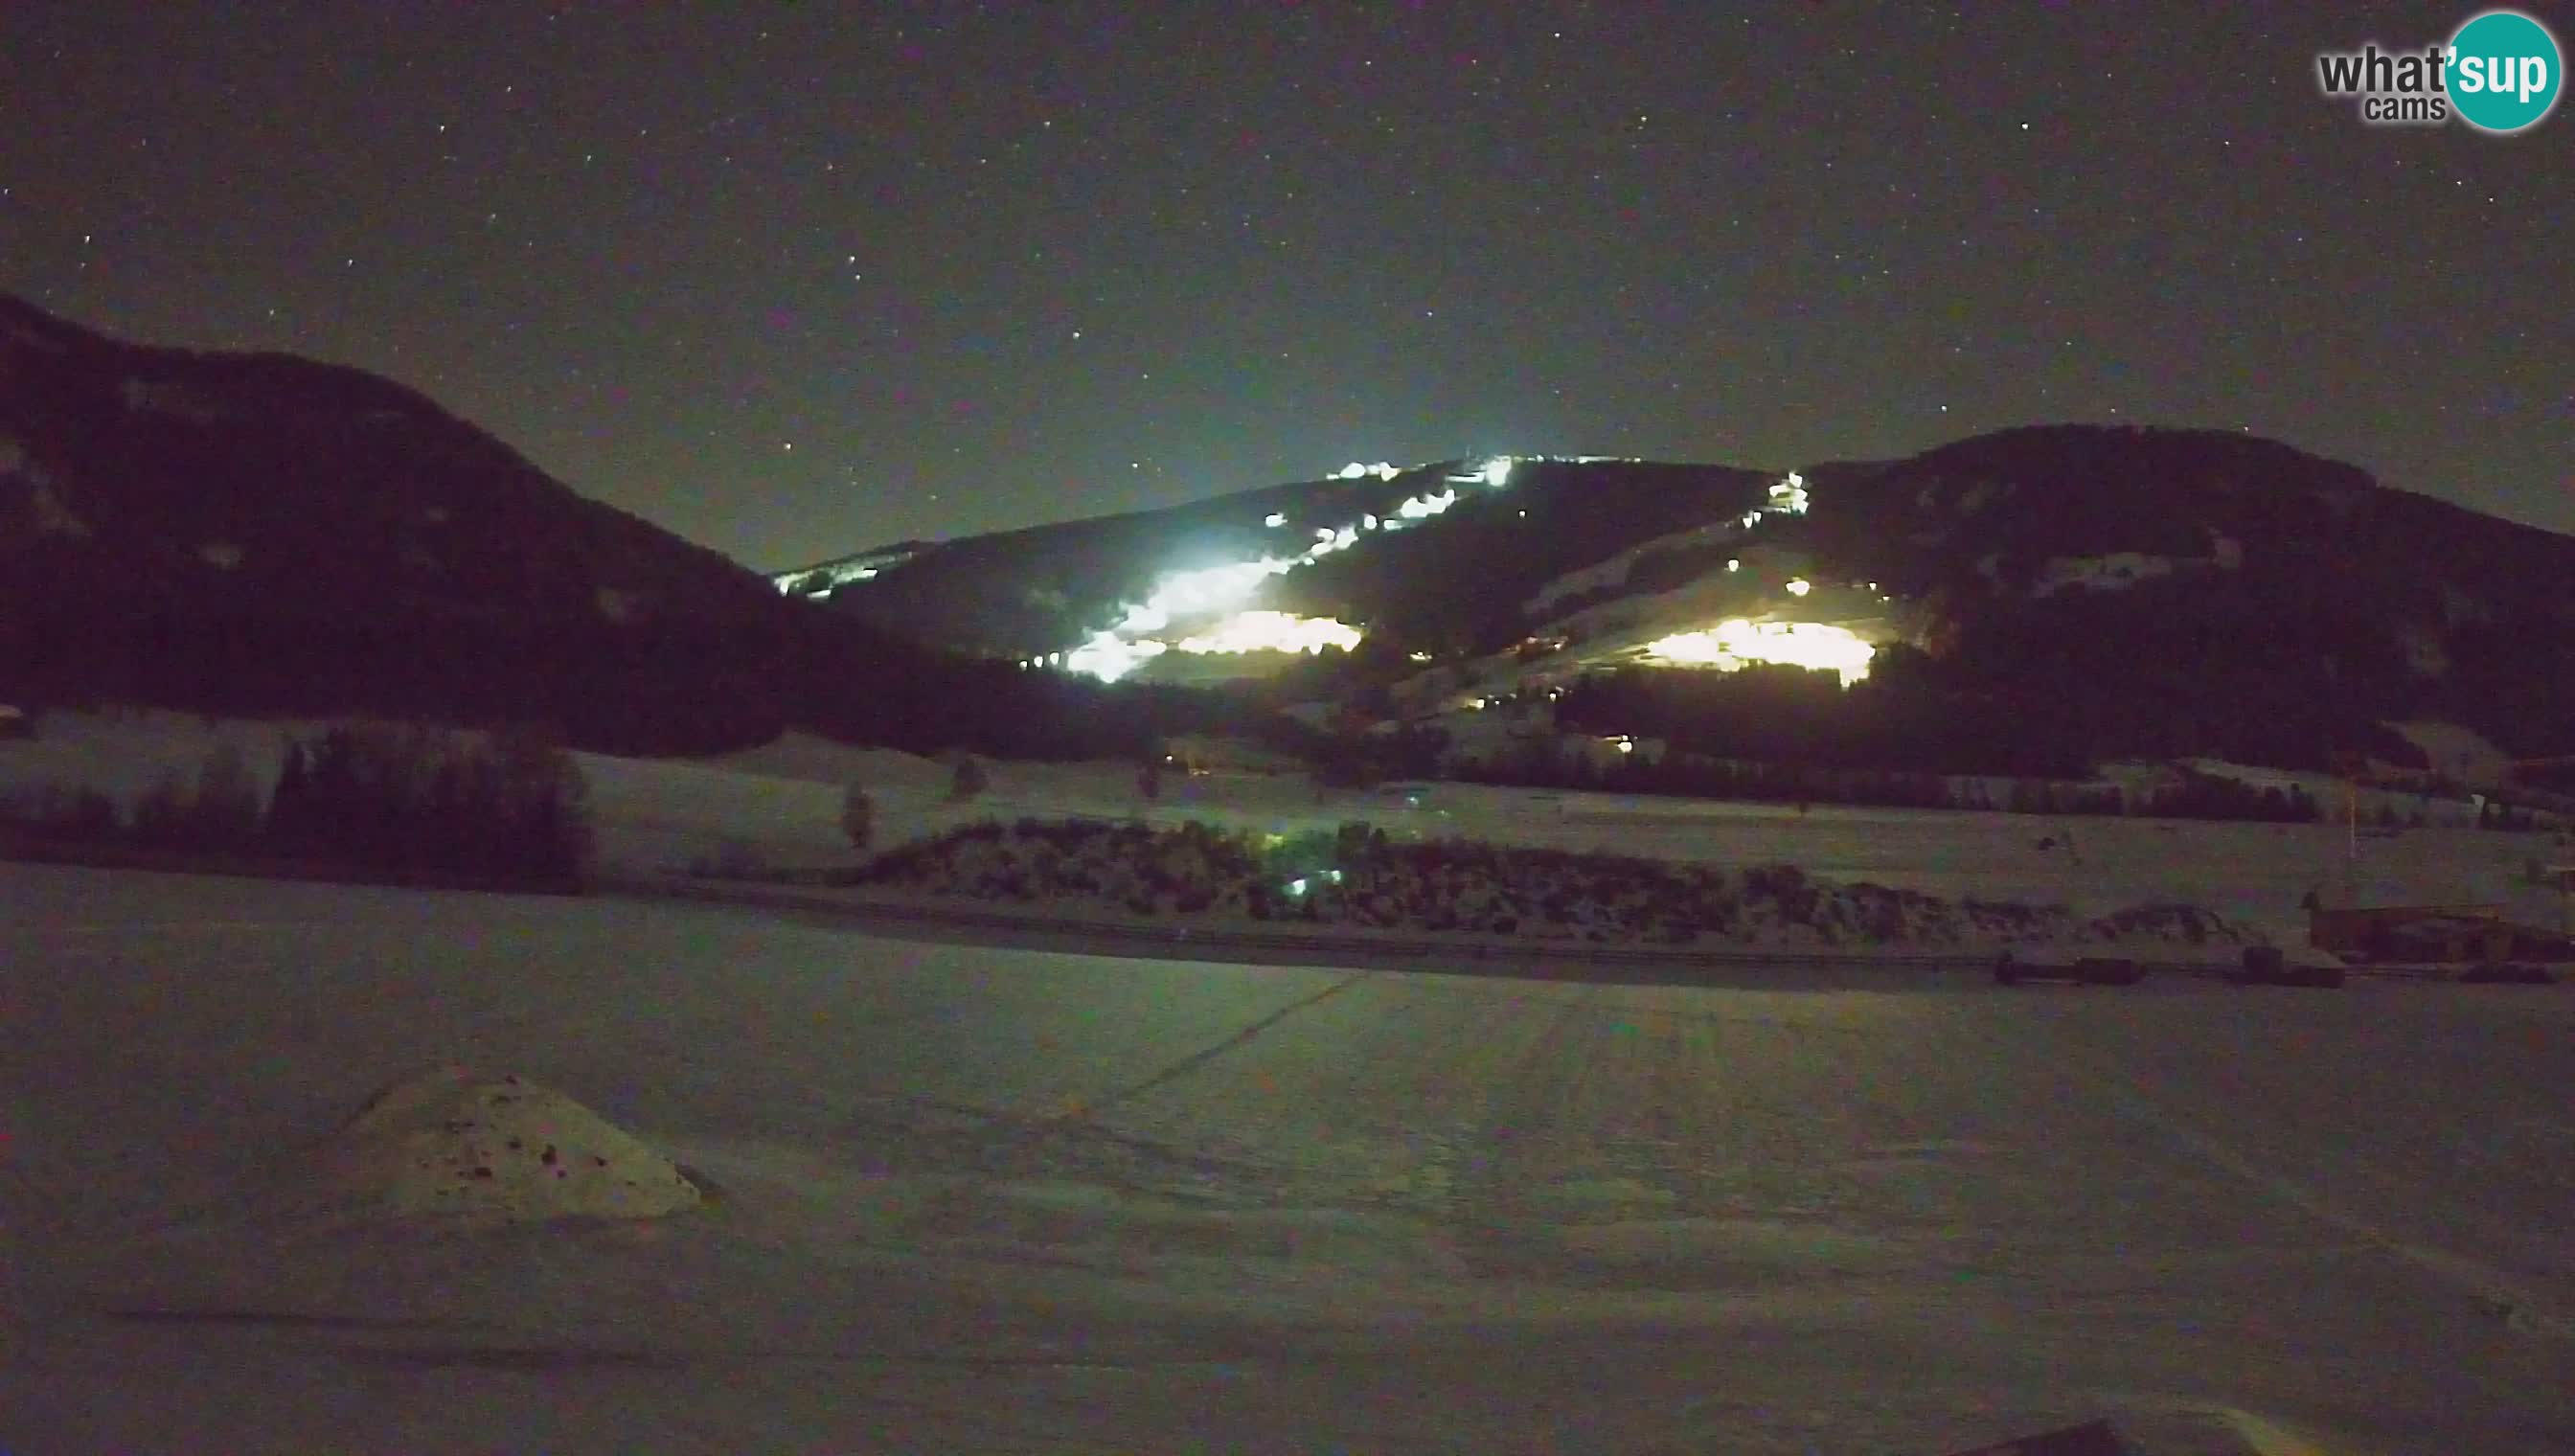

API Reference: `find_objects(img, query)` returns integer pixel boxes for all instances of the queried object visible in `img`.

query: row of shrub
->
[0,721,595,890]
[1455,752,2332,824]
[849,815,2254,950]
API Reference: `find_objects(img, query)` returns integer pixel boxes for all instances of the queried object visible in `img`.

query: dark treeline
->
[1455,743,2326,823]
[2,721,595,889]
[1549,650,2437,780]
[0,564,1280,761]
[0,579,790,755]
[265,722,594,886]
[8,541,2566,785]
[786,610,1310,762]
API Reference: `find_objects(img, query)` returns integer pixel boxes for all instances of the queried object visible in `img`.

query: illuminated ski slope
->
[1042,456,1525,682]
[1047,463,1858,685]
[1642,617,1877,686]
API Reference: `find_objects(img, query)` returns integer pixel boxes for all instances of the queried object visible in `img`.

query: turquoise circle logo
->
[2448,10,2562,132]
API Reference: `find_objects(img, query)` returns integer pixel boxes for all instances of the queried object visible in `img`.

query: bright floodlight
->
[1115,557,1293,635]
[1643,619,1875,686]
[1767,470,1809,514]
[1064,631,1169,682]
[1299,525,1359,560]
[1163,558,1291,611]
[1395,488,1459,521]
[1785,578,1812,597]
[1479,457,1514,488]
[1173,610,1363,656]
[1265,512,1287,527]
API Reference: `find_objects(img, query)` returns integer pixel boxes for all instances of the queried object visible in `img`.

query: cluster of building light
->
[1641,618,1877,687]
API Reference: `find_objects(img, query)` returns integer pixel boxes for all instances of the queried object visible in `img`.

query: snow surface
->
[2386,720,2514,788]
[8,712,2570,951]
[1521,517,1743,618]
[4,861,2571,1452]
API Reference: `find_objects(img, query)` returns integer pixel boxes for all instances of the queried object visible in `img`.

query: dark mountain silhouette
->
[800,425,2575,768]
[0,295,1258,759]
[9,295,2567,774]
[0,293,807,751]
[1782,425,2575,766]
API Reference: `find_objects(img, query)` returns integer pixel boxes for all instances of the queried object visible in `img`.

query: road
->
[3,862,2572,1453]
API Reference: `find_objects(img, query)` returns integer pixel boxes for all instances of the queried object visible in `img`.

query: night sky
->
[3,2,2566,571]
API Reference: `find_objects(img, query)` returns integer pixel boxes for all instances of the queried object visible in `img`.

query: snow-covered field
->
[5,861,2573,1453]
[7,711,2567,955]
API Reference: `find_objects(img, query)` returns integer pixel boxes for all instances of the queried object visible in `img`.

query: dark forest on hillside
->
[0,555,1287,762]
[1549,653,2442,781]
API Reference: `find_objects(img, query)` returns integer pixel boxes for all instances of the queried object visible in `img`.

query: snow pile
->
[855,818,2261,951]
[314,1067,702,1224]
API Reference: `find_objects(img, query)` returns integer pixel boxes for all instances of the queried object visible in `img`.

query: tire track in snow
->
[1086,968,1379,1112]
[2021,1024,2575,1346]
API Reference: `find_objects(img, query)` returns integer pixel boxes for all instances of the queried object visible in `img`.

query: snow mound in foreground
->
[316,1067,702,1224]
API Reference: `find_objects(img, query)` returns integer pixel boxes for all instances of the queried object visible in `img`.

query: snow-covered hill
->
[784,426,2575,773]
